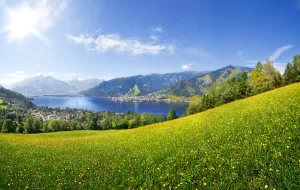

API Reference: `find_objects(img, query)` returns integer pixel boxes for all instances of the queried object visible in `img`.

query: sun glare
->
[5,4,43,42]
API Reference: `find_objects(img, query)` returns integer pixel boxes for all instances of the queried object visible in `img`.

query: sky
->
[0,0,300,87]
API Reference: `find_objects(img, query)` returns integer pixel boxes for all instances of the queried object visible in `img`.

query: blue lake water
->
[32,96,189,116]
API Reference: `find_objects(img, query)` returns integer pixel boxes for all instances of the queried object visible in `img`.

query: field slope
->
[1,83,300,189]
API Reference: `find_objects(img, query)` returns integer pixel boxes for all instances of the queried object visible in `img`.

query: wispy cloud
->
[6,71,26,78]
[269,45,293,61]
[149,35,160,42]
[3,0,69,43]
[0,71,27,86]
[185,47,213,57]
[68,32,175,55]
[152,27,164,33]
[182,63,193,71]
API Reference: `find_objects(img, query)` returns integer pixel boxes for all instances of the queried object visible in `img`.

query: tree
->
[33,119,43,133]
[250,61,268,94]
[24,116,34,133]
[263,60,283,89]
[238,72,251,98]
[186,95,202,115]
[250,60,282,94]
[1,119,14,133]
[16,123,25,133]
[128,115,140,129]
[167,109,178,120]
[283,55,300,84]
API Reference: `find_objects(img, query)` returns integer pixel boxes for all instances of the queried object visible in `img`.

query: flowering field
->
[1,83,300,189]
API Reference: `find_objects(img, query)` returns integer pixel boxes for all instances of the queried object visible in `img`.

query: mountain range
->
[5,65,253,98]
[11,76,103,96]
[81,71,209,97]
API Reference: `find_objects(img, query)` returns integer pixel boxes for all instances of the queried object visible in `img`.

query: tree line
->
[186,55,300,115]
[0,108,169,134]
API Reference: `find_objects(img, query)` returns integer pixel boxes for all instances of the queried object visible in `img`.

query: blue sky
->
[0,0,299,86]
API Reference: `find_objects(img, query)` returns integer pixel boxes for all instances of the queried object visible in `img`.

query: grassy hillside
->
[0,86,34,110]
[1,83,300,189]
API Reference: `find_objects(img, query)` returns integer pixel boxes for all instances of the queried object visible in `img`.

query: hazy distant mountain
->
[81,71,209,97]
[165,66,253,97]
[12,76,78,96]
[66,78,104,92]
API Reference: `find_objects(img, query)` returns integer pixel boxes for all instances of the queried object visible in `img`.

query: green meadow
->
[1,83,300,189]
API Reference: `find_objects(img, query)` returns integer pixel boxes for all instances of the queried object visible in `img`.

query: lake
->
[32,96,189,116]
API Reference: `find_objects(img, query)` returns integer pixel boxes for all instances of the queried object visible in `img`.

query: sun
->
[5,4,44,42]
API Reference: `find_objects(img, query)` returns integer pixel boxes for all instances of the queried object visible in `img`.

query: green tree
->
[33,119,43,133]
[250,61,268,94]
[24,116,34,133]
[167,109,178,120]
[1,119,14,133]
[16,123,25,133]
[250,60,282,94]
[263,60,283,89]
[186,95,202,115]
[283,55,300,84]
[128,116,140,129]
[238,72,251,98]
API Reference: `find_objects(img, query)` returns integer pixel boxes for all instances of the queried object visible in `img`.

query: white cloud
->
[150,35,159,41]
[6,71,26,78]
[153,27,164,33]
[0,71,27,86]
[269,45,293,61]
[185,47,213,57]
[182,63,193,71]
[68,33,175,55]
[3,0,68,43]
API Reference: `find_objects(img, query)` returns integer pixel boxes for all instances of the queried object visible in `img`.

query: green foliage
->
[250,60,283,95]
[1,119,14,133]
[186,95,202,115]
[167,109,178,120]
[186,72,252,115]
[284,55,300,84]
[0,86,35,110]
[1,83,300,189]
